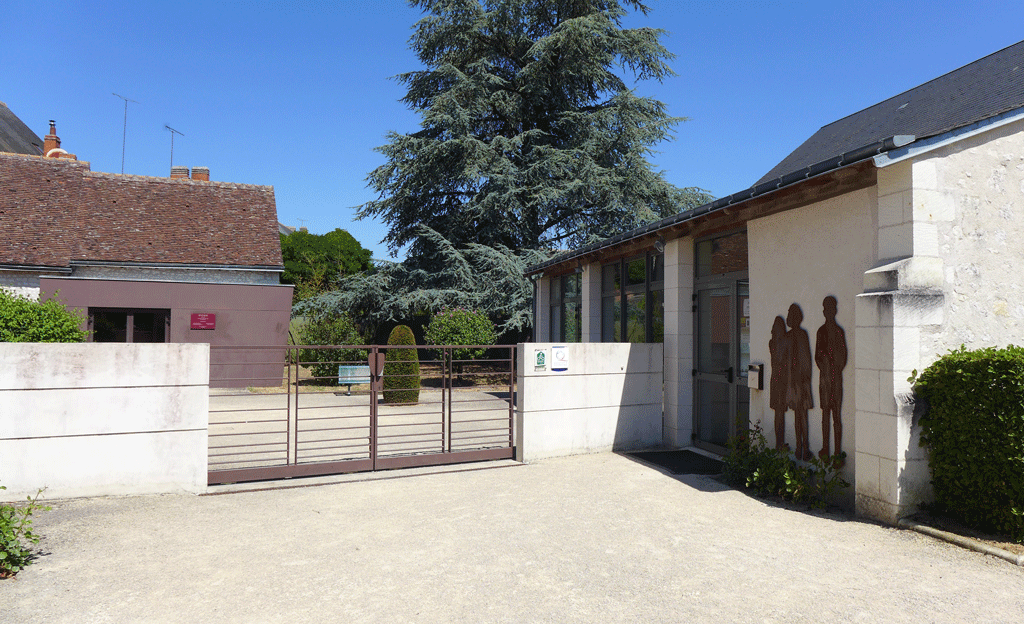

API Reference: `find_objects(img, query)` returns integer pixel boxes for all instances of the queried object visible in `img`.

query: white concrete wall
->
[747,188,877,495]
[516,342,663,462]
[0,343,209,500]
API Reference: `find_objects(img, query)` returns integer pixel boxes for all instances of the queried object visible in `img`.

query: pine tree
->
[360,0,702,260]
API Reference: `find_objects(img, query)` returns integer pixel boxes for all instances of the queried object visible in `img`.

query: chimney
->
[43,120,60,155]
[191,166,210,181]
[170,165,190,179]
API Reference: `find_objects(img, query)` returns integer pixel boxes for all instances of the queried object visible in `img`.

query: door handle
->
[720,366,734,383]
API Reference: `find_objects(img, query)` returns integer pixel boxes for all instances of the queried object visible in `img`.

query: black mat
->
[626,450,724,475]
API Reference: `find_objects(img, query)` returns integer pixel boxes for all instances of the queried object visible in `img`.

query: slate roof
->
[0,102,44,155]
[757,39,1024,184]
[0,152,283,269]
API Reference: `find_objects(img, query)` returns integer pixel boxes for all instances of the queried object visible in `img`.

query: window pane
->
[626,292,646,343]
[650,253,664,283]
[650,290,664,343]
[697,231,748,277]
[626,257,646,288]
[697,287,731,372]
[92,310,127,342]
[738,280,750,377]
[602,295,620,341]
[565,301,581,342]
[565,274,581,300]
[602,264,620,293]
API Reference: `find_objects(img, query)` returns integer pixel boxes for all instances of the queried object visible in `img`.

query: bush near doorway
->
[0,484,50,578]
[382,325,420,404]
[0,290,86,343]
[723,422,848,508]
[910,345,1024,542]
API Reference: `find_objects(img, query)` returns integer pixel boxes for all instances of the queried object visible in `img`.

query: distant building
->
[0,110,292,386]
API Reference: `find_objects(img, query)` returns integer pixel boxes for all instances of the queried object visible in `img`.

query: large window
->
[601,252,663,342]
[90,308,170,343]
[549,273,582,342]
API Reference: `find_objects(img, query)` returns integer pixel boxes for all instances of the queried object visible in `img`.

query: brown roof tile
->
[0,152,283,269]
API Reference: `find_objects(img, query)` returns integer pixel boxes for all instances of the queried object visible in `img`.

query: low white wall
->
[516,342,663,462]
[0,343,209,499]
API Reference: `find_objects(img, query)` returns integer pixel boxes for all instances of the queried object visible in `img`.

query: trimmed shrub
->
[383,324,420,404]
[298,314,366,385]
[0,290,87,343]
[911,345,1024,541]
[424,308,496,362]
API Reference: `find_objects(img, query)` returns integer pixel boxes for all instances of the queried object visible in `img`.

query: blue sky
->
[4,1,1024,260]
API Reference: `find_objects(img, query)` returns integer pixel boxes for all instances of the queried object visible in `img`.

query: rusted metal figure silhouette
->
[786,304,813,461]
[815,296,847,459]
[768,316,790,450]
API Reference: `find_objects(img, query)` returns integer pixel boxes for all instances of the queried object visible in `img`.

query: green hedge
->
[424,308,495,362]
[912,345,1024,541]
[298,314,366,385]
[0,290,86,343]
[383,325,420,404]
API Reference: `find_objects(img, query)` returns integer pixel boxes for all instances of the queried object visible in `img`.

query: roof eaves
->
[525,135,915,276]
[873,105,1024,168]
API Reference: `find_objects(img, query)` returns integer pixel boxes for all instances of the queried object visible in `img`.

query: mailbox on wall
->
[747,363,764,390]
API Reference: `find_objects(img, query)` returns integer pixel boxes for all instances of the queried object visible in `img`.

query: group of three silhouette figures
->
[768,296,847,462]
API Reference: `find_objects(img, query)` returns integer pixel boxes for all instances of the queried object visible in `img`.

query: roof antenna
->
[164,125,184,171]
[112,93,138,174]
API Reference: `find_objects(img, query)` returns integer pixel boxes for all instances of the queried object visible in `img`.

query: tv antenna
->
[112,93,138,174]
[164,125,184,170]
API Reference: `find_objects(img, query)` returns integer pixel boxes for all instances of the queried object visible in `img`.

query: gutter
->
[0,263,73,274]
[526,134,916,276]
[69,260,285,272]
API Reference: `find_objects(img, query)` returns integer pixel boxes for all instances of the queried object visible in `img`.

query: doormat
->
[625,450,724,475]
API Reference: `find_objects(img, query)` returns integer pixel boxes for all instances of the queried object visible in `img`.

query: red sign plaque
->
[190,313,216,330]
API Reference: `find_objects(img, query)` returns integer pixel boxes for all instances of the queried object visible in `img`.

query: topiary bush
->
[0,290,87,343]
[383,324,420,404]
[298,313,366,385]
[911,345,1024,541]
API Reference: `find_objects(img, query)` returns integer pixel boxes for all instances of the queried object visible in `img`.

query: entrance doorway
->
[693,230,749,454]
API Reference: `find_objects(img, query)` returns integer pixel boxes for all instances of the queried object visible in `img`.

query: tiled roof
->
[0,102,43,156]
[757,39,1024,185]
[0,152,283,269]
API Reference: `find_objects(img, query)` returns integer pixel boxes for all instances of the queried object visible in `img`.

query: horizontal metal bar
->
[209,429,286,438]
[374,447,513,471]
[208,458,375,485]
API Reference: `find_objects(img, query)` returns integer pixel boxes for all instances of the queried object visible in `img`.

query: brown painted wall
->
[41,278,294,387]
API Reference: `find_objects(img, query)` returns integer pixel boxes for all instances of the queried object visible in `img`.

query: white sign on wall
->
[551,345,569,372]
[534,348,547,371]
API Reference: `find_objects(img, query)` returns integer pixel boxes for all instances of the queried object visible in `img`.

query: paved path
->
[3,453,1023,623]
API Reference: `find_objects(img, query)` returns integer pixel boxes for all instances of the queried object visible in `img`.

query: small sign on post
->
[190,313,216,330]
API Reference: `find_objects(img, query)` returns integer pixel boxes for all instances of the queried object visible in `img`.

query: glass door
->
[694,279,749,454]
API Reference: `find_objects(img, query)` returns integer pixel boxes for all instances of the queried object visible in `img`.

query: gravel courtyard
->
[3,452,1022,623]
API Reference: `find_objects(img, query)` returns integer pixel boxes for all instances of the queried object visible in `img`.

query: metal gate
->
[207,344,516,485]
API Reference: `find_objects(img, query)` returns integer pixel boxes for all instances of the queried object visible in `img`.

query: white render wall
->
[747,187,877,497]
[0,343,209,500]
[516,342,663,462]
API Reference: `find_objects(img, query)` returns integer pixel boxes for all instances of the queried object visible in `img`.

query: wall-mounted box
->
[747,363,764,390]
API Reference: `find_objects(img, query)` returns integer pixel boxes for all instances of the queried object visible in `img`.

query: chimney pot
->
[170,165,190,179]
[191,166,210,181]
[43,120,61,156]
